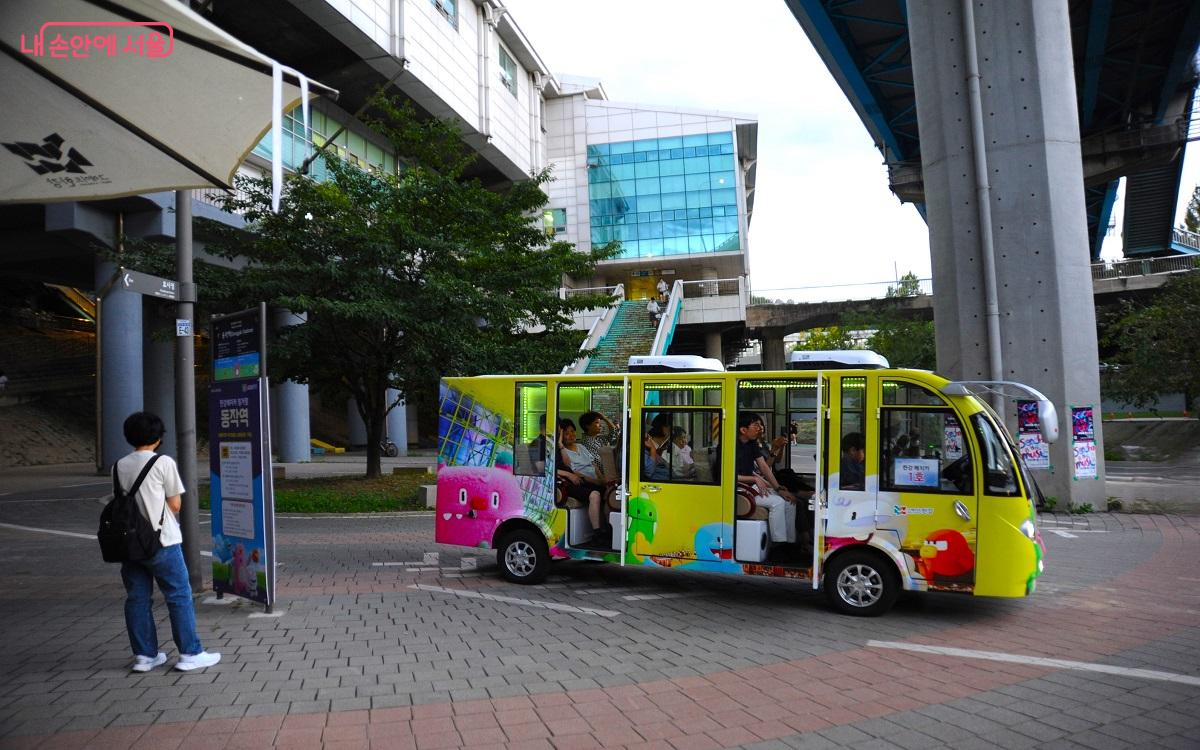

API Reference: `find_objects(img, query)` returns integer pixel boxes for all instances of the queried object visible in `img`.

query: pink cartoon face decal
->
[435,466,525,548]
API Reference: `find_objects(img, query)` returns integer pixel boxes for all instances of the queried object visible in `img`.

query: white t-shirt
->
[115,450,184,547]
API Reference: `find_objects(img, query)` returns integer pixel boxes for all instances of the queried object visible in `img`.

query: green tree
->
[1102,272,1200,414]
[201,98,616,476]
[790,326,857,352]
[1182,185,1200,233]
[864,272,937,369]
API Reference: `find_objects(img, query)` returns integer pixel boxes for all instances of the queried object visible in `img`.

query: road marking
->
[201,597,234,605]
[1048,529,1078,538]
[200,550,212,557]
[868,641,1200,687]
[621,592,697,601]
[248,610,284,618]
[410,584,620,618]
[0,522,94,540]
[579,587,641,595]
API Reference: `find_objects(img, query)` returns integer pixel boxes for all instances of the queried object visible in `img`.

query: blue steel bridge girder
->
[790,0,1200,258]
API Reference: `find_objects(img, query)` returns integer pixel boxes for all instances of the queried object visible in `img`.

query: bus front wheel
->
[497,528,549,584]
[824,549,899,617]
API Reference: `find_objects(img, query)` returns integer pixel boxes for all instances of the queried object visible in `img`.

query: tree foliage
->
[787,272,936,370]
[864,272,937,370]
[146,98,615,476]
[1182,184,1200,234]
[1101,272,1200,413]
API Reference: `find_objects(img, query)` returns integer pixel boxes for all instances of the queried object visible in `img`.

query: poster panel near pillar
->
[208,379,276,605]
[208,306,275,607]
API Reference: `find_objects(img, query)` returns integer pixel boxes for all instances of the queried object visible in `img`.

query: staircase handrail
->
[1172,228,1200,251]
[562,283,624,374]
[650,280,684,356]
[1091,253,1200,280]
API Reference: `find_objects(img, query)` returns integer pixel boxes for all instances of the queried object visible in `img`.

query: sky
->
[503,0,1198,301]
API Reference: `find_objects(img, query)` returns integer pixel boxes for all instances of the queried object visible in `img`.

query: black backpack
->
[98,454,166,563]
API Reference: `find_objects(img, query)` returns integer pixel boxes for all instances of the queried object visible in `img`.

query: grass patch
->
[199,469,432,513]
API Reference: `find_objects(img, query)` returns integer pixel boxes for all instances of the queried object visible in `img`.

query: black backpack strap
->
[126,454,163,499]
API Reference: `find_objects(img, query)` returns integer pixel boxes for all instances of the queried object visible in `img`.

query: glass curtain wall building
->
[587,131,739,259]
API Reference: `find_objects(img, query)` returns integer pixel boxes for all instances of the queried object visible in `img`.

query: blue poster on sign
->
[208,378,275,605]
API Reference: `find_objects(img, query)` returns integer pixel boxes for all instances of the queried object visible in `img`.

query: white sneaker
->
[131,652,167,672]
[174,651,221,671]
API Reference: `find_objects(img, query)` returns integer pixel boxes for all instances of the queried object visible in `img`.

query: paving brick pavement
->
[0,503,1196,748]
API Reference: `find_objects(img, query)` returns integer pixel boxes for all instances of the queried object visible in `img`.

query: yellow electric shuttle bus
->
[434,353,1055,616]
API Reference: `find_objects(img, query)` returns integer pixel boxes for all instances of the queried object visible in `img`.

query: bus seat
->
[598,446,618,482]
[735,481,769,521]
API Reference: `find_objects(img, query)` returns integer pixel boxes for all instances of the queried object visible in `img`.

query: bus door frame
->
[812,373,827,586]
[619,375,630,565]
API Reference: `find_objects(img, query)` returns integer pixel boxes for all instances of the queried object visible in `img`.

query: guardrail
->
[562,285,619,300]
[752,277,933,304]
[680,278,743,299]
[651,280,684,356]
[1172,228,1200,251]
[562,284,624,374]
[1091,254,1200,280]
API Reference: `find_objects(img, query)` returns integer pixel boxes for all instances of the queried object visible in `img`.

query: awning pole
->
[175,190,201,592]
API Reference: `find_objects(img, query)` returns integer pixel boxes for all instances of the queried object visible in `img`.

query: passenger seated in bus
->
[579,410,620,479]
[556,419,609,545]
[736,412,797,545]
[641,414,672,481]
[841,432,866,490]
[666,426,697,480]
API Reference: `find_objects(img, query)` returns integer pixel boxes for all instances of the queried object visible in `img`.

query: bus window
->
[880,409,972,493]
[971,413,1020,496]
[737,382,775,438]
[513,382,547,476]
[836,377,868,490]
[787,381,819,474]
[641,409,721,485]
[883,380,946,406]
[644,382,721,406]
[557,381,626,481]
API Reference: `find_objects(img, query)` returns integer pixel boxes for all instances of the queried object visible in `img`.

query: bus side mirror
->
[1038,400,1059,444]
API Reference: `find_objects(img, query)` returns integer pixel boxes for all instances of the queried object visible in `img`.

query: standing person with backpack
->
[112,412,220,672]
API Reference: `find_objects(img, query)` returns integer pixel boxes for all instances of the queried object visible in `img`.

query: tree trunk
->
[365,406,384,478]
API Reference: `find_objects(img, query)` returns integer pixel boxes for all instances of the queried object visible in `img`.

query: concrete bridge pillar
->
[270,310,311,463]
[762,332,786,372]
[909,0,1104,507]
[96,259,143,471]
[142,302,176,459]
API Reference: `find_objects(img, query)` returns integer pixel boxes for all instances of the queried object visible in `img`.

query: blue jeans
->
[120,544,203,657]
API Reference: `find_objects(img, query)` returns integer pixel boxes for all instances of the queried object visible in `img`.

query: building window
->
[498,46,518,97]
[431,0,457,27]
[543,208,566,236]
[586,131,739,258]
[253,107,397,181]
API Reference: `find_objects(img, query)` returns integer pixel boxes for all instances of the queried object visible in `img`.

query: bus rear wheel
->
[824,549,899,617]
[497,528,549,584]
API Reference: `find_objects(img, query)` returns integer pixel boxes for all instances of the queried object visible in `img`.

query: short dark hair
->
[737,412,761,430]
[557,418,576,432]
[123,411,165,448]
[842,432,865,453]
[579,411,602,431]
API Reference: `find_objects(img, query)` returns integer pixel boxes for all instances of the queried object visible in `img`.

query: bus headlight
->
[1019,519,1037,540]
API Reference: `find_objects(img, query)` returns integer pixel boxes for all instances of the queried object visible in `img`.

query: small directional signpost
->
[118,267,180,301]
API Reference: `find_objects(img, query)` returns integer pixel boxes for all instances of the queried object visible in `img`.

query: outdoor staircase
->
[583,300,658,374]
[1123,161,1186,257]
